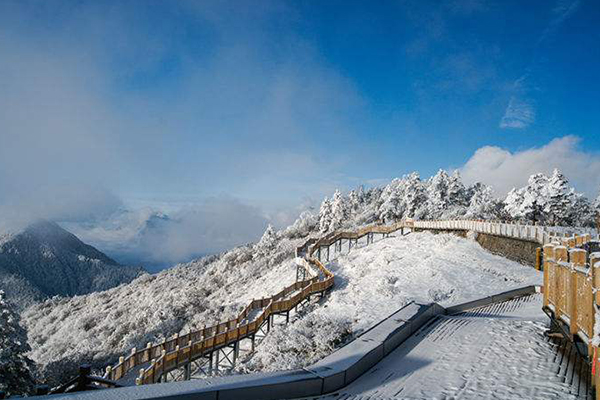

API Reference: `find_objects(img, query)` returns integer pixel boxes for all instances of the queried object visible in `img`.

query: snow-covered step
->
[311,294,592,400]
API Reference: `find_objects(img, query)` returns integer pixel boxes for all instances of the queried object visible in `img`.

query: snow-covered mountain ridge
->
[0,220,145,309]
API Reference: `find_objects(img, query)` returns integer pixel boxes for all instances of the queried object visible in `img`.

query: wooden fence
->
[543,237,600,396]
[412,219,595,246]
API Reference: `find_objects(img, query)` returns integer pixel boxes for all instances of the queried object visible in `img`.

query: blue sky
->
[1,0,599,266]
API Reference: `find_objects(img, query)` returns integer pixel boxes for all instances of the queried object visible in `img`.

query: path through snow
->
[306,294,591,400]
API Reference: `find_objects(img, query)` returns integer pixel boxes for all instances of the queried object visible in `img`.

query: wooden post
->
[591,253,600,398]
[569,248,586,336]
[555,246,568,320]
[543,244,554,308]
[535,247,542,271]
[593,254,600,306]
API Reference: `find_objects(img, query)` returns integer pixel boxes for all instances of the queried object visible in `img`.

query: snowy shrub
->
[282,211,317,239]
[238,310,352,373]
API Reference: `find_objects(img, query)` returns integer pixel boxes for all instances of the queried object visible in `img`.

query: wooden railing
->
[543,241,600,350]
[412,219,594,246]
[103,218,598,387]
[108,221,419,385]
[105,268,323,384]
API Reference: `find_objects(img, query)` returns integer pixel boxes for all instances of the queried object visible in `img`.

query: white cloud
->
[0,2,362,248]
[64,196,271,271]
[499,0,580,130]
[499,96,535,129]
[460,136,600,197]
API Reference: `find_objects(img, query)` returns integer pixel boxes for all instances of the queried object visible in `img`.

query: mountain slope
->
[22,227,541,385]
[0,220,145,308]
[23,234,301,385]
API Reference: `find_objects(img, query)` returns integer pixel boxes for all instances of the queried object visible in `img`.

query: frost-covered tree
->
[348,190,361,215]
[520,173,549,223]
[448,171,468,207]
[504,188,525,220]
[352,186,382,226]
[504,173,549,223]
[567,193,594,227]
[402,172,428,219]
[329,190,348,231]
[283,211,317,238]
[544,169,572,225]
[255,224,277,257]
[379,179,404,223]
[465,183,500,219]
[357,185,366,205]
[426,170,450,219]
[318,197,332,233]
[594,191,600,228]
[0,291,35,397]
[443,171,469,218]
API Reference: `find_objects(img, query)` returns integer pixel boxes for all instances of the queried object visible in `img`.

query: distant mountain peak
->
[0,219,145,309]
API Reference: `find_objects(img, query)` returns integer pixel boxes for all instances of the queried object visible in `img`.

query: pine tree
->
[448,171,468,207]
[402,172,428,219]
[357,185,366,205]
[567,192,595,227]
[258,224,277,250]
[444,171,468,218]
[379,179,404,223]
[504,188,525,220]
[545,169,571,225]
[318,197,332,233]
[348,190,360,215]
[593,190,600,229]
[506,174,548,223]
[0,291,35,397]
[466,183,499,219]
[329,190,347,231]
[426,170,450,219]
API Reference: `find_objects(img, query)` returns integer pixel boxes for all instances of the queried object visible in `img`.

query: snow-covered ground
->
[23,229,542,386]
[236,231,542,373]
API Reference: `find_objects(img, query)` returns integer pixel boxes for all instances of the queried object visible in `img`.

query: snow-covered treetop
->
[315,168,595,231]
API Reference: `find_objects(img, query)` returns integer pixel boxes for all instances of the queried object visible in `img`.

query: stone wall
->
[474,233,539,266]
